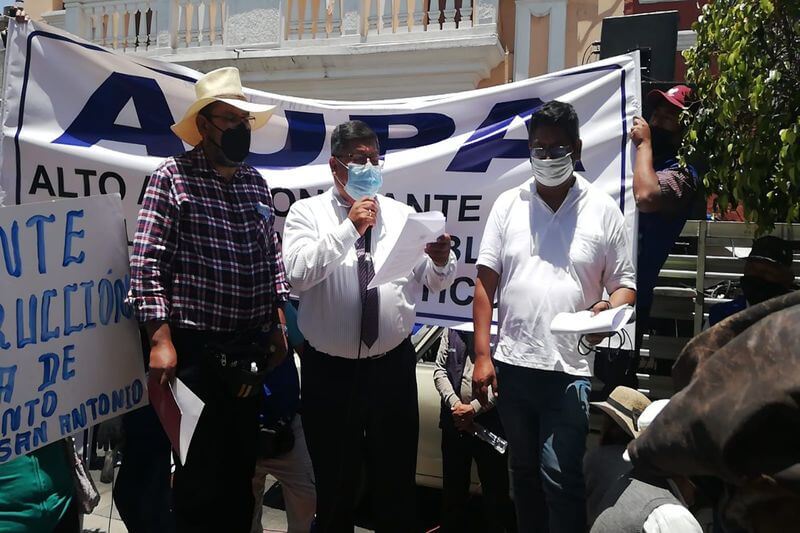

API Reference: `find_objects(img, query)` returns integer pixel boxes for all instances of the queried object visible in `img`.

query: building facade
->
[19,0,635,99]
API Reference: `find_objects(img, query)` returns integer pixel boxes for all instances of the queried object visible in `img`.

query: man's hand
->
[2,7,28,47]
[146,321,177,386]
[472,355,498,406]
[267,326,288,371]
[11,7,30,23]
[149,341,177,386]
[425,233,452,267]
[452,402,476,431]
[585,300,613,346]
[348,197,378,236]
[630,116,652,148]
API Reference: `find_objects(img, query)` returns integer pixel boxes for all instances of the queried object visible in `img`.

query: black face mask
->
[740,275,790,305]
[209,122,251,164]
[650,126,678,163]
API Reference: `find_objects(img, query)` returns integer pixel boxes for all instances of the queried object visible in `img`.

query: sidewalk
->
[82,469,372,533]
[82,470,291,533]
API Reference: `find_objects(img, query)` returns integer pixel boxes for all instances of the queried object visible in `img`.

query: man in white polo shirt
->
[472,101,636,533]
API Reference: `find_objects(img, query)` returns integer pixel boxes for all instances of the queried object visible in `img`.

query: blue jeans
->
[496,362,591,533]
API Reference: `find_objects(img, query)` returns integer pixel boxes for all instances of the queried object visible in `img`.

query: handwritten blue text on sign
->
[0,195,147,463]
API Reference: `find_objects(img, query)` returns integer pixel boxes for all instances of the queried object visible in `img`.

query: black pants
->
[114,405,175,533]
[440,411,516,533]
[114,328,175,533]
[171,329,261,533]
[301,339,419,533]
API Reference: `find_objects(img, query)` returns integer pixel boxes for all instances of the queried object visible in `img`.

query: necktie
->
[356,230,380,349]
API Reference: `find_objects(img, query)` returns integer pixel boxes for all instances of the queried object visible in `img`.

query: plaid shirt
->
[129,146,289,331]
[656,164,699,216]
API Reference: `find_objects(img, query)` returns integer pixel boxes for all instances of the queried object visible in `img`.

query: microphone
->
[364,227,372,255]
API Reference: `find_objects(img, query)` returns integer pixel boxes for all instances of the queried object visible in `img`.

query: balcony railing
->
[63,0,498,53]
[76,1,157,50]
[284,0,479,41]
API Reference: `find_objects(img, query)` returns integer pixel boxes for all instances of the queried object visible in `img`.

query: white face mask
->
[530,153,574,187]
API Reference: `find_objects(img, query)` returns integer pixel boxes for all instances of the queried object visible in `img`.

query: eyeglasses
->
[206,114,256,127]
[335,152,381,165]
[530,145,572,160]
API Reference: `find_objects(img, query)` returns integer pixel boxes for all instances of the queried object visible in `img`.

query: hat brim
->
[171,97,276,146]
[646,89,688,111]
[591,401,640,438]
[747,254,781,265]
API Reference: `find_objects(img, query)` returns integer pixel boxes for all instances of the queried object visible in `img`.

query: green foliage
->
[682,0,800,232]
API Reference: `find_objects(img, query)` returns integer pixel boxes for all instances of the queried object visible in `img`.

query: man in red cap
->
[625,85,702,384]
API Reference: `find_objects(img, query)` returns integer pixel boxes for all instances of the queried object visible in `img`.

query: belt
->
[171,328,269,358]
[362,336,414,360]
[172,327,265,343]
[307,338,411,361]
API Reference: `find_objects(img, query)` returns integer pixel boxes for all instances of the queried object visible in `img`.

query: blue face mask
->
[338,160,383,199]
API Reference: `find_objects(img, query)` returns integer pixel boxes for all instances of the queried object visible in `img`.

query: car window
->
[413,325,443,363]
[418,337,442,364]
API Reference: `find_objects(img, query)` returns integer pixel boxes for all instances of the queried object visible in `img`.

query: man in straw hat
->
[129,67,290,532]
[585,387,702,532]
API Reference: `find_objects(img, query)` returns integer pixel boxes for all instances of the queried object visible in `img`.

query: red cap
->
[647,85,692,110]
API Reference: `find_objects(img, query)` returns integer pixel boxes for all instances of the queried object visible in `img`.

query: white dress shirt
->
[477,175,636,376]
[642,504,703,533]
[283,188,457,358]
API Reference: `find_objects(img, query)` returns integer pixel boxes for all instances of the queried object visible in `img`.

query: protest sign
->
[0,194,146,463]
[1,21,641,326]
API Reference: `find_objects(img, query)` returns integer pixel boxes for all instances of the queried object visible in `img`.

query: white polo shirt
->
[477,175,636,376]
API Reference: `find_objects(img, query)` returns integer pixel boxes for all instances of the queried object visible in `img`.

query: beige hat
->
[591,386,652,438]
[171,67,276,146]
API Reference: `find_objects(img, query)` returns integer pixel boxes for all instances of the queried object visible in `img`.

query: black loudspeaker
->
[600,10,680,82]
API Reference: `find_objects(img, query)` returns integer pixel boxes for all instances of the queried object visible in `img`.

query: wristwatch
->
[587,299,612,311]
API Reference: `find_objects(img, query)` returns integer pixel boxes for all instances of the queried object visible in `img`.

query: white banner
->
[1,21,641,326]
[0,194,146,463]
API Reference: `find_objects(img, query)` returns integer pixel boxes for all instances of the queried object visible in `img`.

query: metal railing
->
[641,220,800,398]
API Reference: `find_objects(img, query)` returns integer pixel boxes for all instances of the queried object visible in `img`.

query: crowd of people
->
[0,60,797,533]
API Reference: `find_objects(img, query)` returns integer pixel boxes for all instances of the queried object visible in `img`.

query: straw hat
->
[591,386,652,438]
[171,67,276,146]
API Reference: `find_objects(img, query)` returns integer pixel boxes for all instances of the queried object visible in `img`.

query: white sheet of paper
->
[550,305,635,335]
[368,211,446,289]
[170,378,205,465]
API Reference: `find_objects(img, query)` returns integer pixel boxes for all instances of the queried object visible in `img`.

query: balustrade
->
[82,1,155,51]
[68,0,496,52]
